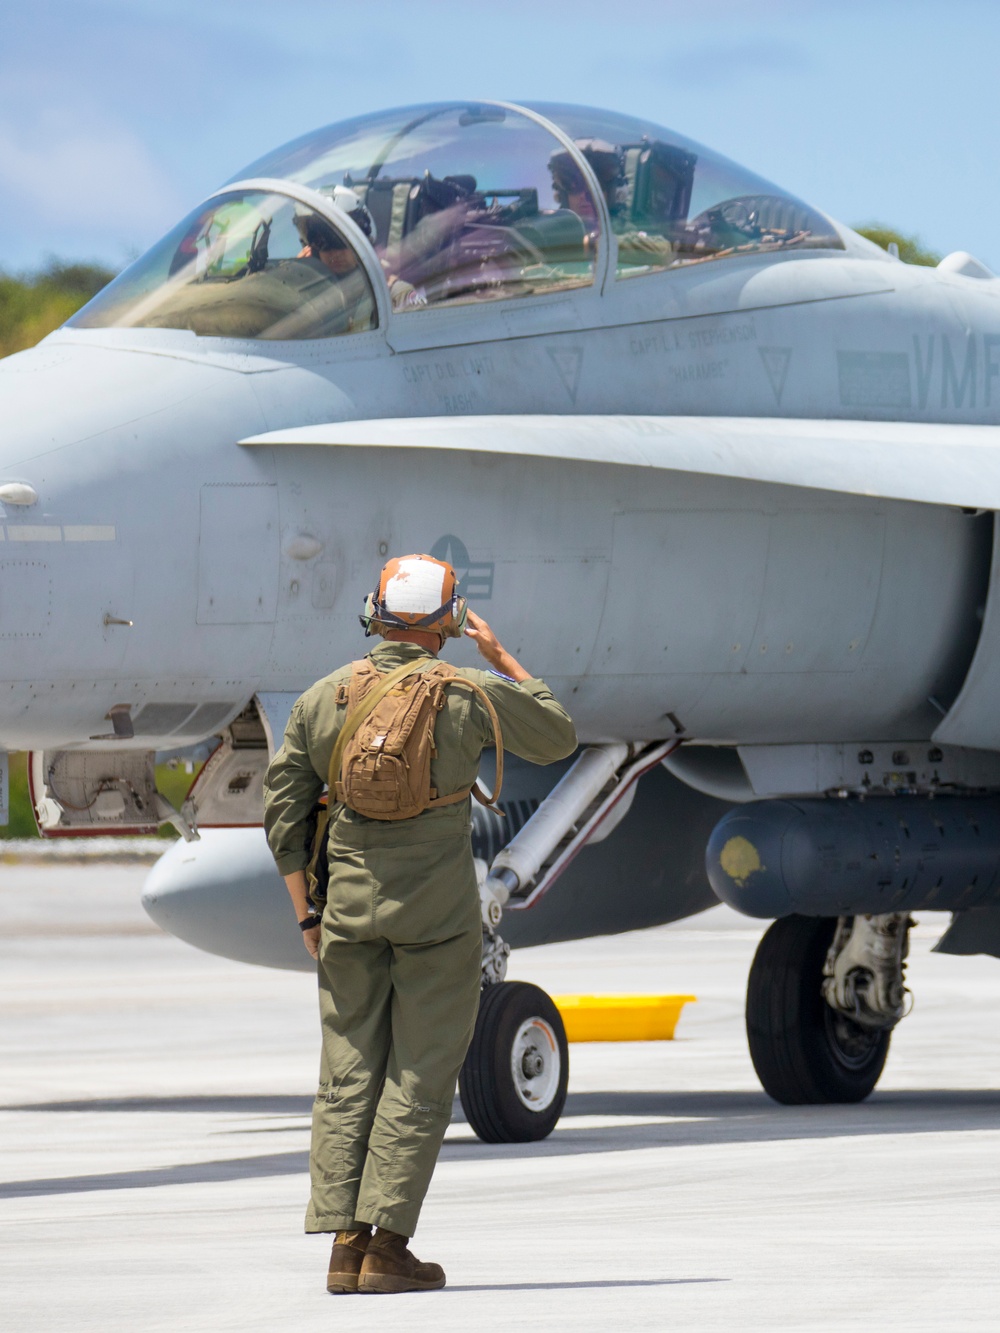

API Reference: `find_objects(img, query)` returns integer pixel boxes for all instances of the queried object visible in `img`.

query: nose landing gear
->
[460,743,679,1144]
[459,980,569,1143]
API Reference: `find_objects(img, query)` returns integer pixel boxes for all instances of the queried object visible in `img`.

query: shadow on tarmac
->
[3,1087,998,1199]
[445,1279,728,1291]
[0,1151,309,1199]
[6,1094,314,1116]
[12,1087,1000,1120]
[445,1087,1000,1160]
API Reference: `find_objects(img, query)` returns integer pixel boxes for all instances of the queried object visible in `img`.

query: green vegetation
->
[853,225,941,267]
[0,260,115,359]
[157,761,203,815]
[4,754,39,838]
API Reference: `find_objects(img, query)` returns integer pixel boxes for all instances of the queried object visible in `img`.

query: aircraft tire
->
[459,981,569,1143]
[746,915,891,1104]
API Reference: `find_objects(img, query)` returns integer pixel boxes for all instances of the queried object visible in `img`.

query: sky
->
[2,0,998,275]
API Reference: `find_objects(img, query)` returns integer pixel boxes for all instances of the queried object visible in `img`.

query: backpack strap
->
[425,672,506,816]
[327,658,435,795]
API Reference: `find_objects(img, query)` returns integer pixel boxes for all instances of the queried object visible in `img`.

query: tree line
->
[0,260,116,359]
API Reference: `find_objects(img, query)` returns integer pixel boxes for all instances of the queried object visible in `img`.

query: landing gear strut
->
[746,913,912,1104]
[460,742,678,1144]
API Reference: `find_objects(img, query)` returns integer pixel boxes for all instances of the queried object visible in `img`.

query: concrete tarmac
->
[2,862,999,1332]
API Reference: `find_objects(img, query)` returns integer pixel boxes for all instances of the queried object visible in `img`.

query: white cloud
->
[0,106,182,237]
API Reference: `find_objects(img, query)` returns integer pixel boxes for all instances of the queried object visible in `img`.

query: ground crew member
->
[263,553,576,1294]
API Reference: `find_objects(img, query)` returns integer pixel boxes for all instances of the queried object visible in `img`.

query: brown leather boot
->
[357,1227,446,1293]
[326,1228,372,1294]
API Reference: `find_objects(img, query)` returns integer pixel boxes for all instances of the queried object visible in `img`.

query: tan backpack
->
[328,658,504,822]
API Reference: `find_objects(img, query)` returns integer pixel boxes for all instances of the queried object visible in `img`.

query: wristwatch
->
[298,913,323,931]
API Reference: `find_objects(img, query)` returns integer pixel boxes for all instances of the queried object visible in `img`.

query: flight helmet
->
[549,138,625,214]
[360,554,468,639]
[294,187,377,257]
[330,184,378,243]
[294,212,344,255]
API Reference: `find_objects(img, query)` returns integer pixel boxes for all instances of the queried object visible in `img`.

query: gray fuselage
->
[1,247,998,757]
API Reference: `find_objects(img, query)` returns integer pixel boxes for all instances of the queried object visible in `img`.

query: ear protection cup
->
[359,589,381,635]
[441,595,469,638]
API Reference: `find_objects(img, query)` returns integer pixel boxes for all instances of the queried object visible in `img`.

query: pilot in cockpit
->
[296,187,424,317]
[549,139,675,271]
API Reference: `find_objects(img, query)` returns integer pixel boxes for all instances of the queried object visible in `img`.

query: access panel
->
[197,483,279,625]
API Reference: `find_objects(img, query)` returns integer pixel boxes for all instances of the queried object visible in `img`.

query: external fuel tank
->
[706,796,1000,919]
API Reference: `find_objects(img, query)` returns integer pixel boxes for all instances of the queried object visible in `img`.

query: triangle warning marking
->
[758,347,792,404]
[548,347,584,403]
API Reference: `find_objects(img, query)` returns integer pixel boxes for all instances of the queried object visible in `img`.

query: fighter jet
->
[3,100,1000,1141]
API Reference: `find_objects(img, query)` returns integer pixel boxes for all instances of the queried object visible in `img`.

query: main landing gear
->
[746,912,912,1103]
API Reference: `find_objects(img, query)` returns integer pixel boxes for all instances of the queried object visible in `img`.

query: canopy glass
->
[70,102,842,339]
[527,102,843,279]
[69,190,378,339]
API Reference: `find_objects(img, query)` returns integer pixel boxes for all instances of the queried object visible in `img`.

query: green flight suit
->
[263,640,577,1237]
[614,225,675,274]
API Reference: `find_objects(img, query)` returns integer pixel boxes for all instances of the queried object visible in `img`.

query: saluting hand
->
[465,610,531,683]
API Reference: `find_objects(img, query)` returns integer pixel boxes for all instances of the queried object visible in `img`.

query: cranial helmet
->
[549,138,624,211]
[330,184,378,243]
[294,187,378,256]
[360,554,468,639]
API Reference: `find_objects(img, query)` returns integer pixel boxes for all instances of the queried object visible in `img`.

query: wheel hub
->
[824,1005,886,1072]
[521,1046,544,1079]
[510,1017,561,1112]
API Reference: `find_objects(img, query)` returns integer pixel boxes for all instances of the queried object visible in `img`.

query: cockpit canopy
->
[529,103,843,277]
[70,101,843,341]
